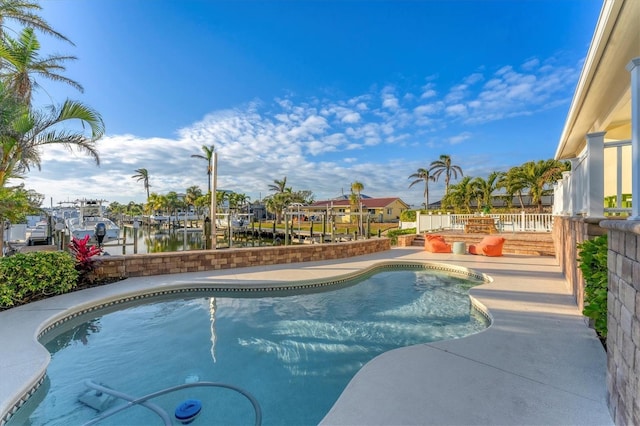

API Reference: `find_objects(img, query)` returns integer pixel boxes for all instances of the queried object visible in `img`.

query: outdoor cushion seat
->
[469,236,505,257]
[424,235,452,253]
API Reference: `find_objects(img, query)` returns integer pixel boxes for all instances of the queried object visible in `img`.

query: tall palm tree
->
[0,89,104,187]
[131,168,150,200]
[408,168,436,209]
[191,144,215,193]
[350,181,364,230]
[0,27,82,104]
[0,0,72,44]
[430,154,464,205]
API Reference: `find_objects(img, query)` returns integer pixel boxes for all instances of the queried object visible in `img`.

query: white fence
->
[406,212,554,234]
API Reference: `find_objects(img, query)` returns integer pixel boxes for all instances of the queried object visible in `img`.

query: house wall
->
[555,216,640,425]
[92,238,391,279]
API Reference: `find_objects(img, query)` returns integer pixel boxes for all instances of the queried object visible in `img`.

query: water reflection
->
[46,319,101,352]
[102,226,273,255]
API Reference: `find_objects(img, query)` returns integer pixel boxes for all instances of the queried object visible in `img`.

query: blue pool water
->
[10,268,488,426]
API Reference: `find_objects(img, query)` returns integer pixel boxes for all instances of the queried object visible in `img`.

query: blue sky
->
[23,0,602,208]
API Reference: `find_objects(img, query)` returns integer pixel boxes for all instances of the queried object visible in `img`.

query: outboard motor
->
[95,222,107,246]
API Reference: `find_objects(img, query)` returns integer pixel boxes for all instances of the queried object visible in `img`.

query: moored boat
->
[65,200,120,245]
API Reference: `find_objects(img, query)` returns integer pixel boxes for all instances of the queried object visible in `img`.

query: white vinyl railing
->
[412,212,554,234]
[553,136,632,217]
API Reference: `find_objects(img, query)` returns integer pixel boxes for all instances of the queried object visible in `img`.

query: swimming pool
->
[8,266,489,426]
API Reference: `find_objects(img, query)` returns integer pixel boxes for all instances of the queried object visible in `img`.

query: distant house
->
[305,197,409,223]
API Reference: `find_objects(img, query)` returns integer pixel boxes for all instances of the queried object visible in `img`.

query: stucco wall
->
[93,238,391,279]
[600,219,640,426]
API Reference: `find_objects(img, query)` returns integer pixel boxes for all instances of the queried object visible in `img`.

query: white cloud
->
[448,132,472,145]
[445,104,467,116]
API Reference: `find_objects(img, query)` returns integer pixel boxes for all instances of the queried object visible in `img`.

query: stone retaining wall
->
[600,219,640,426]
[553,216,607,310]
[93,238,391,279]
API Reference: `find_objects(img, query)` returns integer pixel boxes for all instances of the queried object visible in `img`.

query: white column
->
[569,158,580,216]
[586,132,606,217]
[627,57,640,220]
[562,171,572,215]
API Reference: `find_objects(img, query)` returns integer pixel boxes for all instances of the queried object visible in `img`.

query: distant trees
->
[409,151,568,213]
[264,176,313,223]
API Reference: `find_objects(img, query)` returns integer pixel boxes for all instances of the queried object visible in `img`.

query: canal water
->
[102,225,274,255]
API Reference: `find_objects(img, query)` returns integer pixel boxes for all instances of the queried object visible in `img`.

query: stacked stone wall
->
[601,220,640,426]
[93,238,390,279]
[553,216,606,310]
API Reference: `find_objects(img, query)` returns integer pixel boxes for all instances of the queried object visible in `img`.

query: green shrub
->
[386,228,416,245]
[577,235,608,338]
[400,210,417,222]
[0,251,79,308]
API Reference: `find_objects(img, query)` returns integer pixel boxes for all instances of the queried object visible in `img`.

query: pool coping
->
[0,248,611,425]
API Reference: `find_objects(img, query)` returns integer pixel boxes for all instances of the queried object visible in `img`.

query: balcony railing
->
[406,213,554,234]
[553,137,632,217]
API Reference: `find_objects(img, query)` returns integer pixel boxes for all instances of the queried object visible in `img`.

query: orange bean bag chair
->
[469,236,505,257]
[424,235,452,253]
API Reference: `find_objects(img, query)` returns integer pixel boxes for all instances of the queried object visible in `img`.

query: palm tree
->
[0,85,104,188]
[0,27,82,104]
[131,168,151,200]
[267,177,291,223]
[446,176,474,213]
[268,176,288,194]
[350,181,364,230]
[191,144,215,193]
[408,168,436,209]
[472,171,505,211]
[0,0,72,44]
[185,185,202,220]
[430,154,464,206]
[515,159,568,212]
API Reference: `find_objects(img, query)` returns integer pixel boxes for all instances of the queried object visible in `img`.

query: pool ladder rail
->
[79,379,262,426]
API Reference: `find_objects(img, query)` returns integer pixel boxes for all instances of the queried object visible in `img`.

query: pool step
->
[412,233,555,256]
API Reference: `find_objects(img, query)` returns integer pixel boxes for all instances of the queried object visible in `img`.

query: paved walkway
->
[0,248,611,425]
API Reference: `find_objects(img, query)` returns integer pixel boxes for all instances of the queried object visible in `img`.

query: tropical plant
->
[430,154,463,208]
[68,235,101,285]
[0,85,104,187]
[512,159,568,212]
[0,184,41,254]
[577,235,608,338]
[0,0,72,44]
[408,168,436,209]
[191,144,215,193]
[131,168,150,200]
[445,176,475,213]
[472,171,505,211]
[0,27,82,104]
[268,176,288,194]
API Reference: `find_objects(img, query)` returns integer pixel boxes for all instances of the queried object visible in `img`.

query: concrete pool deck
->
[0,247,612,425]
